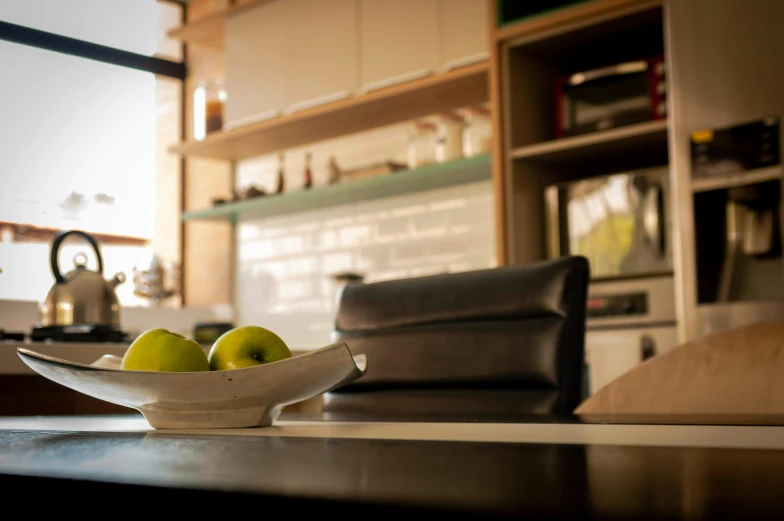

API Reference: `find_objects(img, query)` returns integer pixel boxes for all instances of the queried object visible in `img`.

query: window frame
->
[0,1,188,303]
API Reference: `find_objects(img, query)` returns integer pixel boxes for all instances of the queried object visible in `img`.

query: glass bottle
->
[303,152,313,189]
[462,107,492,157]
[275,152,286,195]
[407,121,437,169]
[193,79,226,141]
[327,155,342,185]
[435,113,465,163]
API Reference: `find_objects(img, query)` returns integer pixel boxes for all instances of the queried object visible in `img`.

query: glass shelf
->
[181,154,491,224]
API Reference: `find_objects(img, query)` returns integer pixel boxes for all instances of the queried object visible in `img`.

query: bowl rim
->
[17,342,357,376]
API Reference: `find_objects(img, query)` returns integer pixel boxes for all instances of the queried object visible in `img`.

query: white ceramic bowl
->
[17,343,366,429]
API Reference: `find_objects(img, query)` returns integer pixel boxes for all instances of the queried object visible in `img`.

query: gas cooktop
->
[1,325,129,344]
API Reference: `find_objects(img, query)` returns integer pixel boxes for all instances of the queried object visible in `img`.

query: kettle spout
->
[110,272,126,288]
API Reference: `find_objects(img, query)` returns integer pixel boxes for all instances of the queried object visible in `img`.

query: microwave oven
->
[555,55,666,138]
[545,166,673,279]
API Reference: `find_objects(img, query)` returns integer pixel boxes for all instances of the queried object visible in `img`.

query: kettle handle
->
[50,230,104,283]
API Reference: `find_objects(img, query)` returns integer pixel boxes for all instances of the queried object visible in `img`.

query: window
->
[0,0,184,307]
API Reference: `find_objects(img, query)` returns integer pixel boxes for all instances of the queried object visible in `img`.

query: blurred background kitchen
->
[1,0,783,413]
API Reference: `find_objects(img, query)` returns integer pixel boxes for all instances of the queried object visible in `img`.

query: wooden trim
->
[488,0,508,266]
[169,61,490,161]
[495,0,661,43]
[5,416,784,449]
[0,222,149,247]
[179,6,189,306]
[228,160,237,312]
[510,119,668,161]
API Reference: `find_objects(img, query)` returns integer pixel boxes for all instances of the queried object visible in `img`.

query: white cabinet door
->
[225,1,287,129]
[438,0,489,69]
[585,326,678,395]
[285,0,358,112]
[359,0,439,90]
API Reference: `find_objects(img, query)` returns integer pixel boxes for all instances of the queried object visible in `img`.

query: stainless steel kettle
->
[39,230,126,327]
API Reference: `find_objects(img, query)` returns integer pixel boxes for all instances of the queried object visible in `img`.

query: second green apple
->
[208,325,292,371]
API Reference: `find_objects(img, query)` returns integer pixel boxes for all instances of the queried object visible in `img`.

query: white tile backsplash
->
[236,179,496,350]
[234,120,495,350]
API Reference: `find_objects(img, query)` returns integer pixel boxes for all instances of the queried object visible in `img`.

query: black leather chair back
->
[324,256,590,417]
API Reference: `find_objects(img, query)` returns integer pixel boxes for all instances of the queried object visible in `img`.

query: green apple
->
[121,328,210,372]
[208,325,292,371]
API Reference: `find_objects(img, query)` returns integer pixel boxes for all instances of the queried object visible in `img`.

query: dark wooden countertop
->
[1,414,784,519]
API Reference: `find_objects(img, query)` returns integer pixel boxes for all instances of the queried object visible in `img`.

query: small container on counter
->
[193,322,234,345]
[434,113,465,163]
[193,79,227,141]
[407,121,438,169]
[327,272,365,315]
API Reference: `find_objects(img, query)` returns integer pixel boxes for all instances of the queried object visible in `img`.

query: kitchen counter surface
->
[1,415,784,519]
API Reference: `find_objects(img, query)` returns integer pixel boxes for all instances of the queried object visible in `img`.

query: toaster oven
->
[556,55,666,138]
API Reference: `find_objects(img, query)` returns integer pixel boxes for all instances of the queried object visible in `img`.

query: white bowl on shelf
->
[17,343,366,429]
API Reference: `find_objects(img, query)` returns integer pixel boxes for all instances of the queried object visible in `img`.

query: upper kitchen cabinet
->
[285,0,359,111]
[438,0,489,69]
[224,1,287,129]
[359,0,440,90]
[173,0,490,160]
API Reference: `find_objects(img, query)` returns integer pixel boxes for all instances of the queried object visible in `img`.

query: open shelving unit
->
[0,221,148,246]
[495,0,667,266]
[691,165,783,193]
[170,1,494,306]
[494,0,656,42]
[490,0,784,344]
[510,119,668,167]
[169,61,488,161]
[181,154,491,223]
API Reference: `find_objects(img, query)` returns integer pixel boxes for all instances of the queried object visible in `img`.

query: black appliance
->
[1,325,128,343]
[556,55,666,138]
[545,166,672,279]
[690,116,780,178]
[30,324,128,343]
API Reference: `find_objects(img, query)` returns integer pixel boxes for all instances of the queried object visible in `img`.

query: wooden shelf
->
[510,119,668,167]
[181,154,491,223]
[0,222,148,246]
[692,165,783,193]
[167,0,273,48]
[169,61,489,161]
[496,0,660,43]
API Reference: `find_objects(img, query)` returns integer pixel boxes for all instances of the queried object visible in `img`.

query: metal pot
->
[38,230,126,328]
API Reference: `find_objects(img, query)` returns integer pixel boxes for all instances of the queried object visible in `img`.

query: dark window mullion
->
[0,20,186,80]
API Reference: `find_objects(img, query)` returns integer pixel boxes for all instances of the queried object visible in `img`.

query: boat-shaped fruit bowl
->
[17,343,366,429]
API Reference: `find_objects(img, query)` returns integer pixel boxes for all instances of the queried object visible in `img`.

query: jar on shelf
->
[407,121,437,169]
[462,107,492,157]
[434,113,465,163]
[193,79,227,141]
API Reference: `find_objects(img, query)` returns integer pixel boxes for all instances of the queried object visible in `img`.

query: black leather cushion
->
[335,318,564,389]
[322,388,559,417]
[336,257,581,332]
[327,256,589,415]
